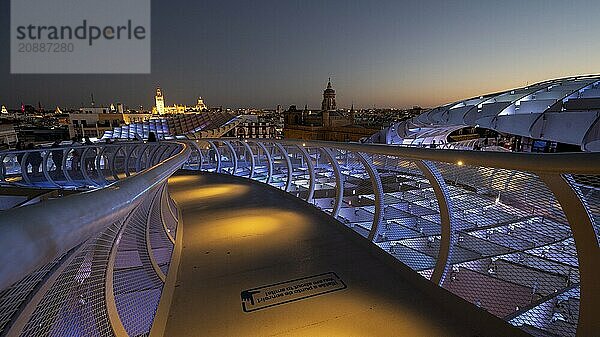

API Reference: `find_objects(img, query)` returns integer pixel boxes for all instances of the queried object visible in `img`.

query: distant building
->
[155,88,166,114]
[284,80,380,142]
[225,115,280,139]
[0,122,18,147]
[1,106,7,114]
[321,78,337,111]
[196,97,207,111]
[153,87,209,114]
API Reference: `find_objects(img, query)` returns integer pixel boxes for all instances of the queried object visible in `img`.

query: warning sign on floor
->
[241,272,347,312]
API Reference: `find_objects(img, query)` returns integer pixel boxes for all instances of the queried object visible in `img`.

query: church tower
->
[321,78,337,111]
[196,97,207,111]
[155,88,165,114]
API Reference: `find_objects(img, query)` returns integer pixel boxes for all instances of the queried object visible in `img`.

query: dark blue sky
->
[1,0,599,110]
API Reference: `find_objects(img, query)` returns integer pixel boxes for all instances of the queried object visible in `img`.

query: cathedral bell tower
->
[321,78,337,111]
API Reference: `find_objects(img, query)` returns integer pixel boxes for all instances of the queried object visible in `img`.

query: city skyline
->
[1,1,599,109]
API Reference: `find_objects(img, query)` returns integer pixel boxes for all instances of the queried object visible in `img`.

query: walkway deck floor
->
[164,173,479,336]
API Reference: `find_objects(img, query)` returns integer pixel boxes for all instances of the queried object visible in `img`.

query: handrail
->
[242,139,600,174]
[0,142,190,291]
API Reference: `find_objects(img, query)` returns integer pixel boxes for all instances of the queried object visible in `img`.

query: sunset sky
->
[1,0,598,109]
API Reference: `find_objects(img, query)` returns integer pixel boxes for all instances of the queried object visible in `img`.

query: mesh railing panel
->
[0,254,65,335]
[113,192,164,337]
[569,174,600,245]
[148,191,175,276]
[163,191,179,239]
[20,223,121,337]
[435,163,578,335]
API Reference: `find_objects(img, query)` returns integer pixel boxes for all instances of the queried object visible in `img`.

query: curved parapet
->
[0,142,189,337]
[0,142,184,189]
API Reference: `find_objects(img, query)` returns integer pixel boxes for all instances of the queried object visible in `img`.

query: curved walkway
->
[163,172,527,337]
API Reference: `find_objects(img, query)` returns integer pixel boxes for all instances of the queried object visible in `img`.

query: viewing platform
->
[160,172,526,336]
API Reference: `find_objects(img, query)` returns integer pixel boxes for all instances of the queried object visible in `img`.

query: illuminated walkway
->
[163,172,525,337]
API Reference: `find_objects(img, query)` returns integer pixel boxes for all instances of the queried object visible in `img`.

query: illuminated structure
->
[102,112,241,140]
[196,97,207,111]
[0,139,598,337]
[155,88,166,114]
[369,75,600,151]
[1,105,7,114]
[153,88,209,114]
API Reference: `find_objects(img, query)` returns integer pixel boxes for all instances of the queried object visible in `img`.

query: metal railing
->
[0,142,183,189]
[183,139,600,337]
[1,139,598,337]
[0,142,189,337]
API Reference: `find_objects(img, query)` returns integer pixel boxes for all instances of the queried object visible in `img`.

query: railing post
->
[110,146,123,181]
[256,142,272,184]
[0,154,6,182]
[207,141,221,173]
[274,143,293,192]
[41,150,58,188]
[62,148,76,185]
[80,147,98,186]
[187,141,204,171]
[124,145,138,177]
[239,140,255,179]
[20,152,31,185]
[296,144,315,202]
[321,147,344,218]
[96,146,109,185]
[355,152,384,242]
[539,173,600,336]
[415,160,455,285]
[223,140,238,175]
